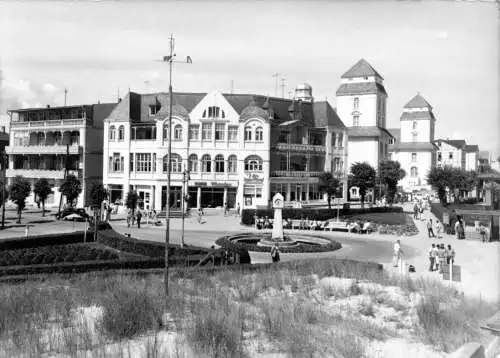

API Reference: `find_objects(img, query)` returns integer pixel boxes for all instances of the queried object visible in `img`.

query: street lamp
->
[159,34,192,297]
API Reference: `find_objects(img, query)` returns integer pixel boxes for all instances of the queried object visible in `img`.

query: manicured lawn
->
[341,212,408,225]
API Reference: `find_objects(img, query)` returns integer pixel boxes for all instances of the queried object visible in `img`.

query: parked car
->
[56,208,90,220]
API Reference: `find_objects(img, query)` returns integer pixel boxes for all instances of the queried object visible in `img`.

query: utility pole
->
[280,78,286,98]
[64,88,68,106]
[1,151,6,229]
[57,144,70,219]
[160,34,192,297]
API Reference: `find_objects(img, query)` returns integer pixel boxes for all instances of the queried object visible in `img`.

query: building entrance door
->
[200,187,224,208]
[161,186,182,210]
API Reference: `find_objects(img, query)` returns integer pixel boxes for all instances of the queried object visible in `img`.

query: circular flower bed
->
[216,233,342,253]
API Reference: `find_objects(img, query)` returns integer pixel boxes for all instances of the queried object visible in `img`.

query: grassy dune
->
[0,258,497,357]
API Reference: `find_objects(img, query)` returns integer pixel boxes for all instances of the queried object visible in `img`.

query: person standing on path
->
[446,244,455,265]
[455,216,465,240]
[427,219,436,238]
[428,244,436,271]
[437,244,446,273]
[393,239,402,267]
[236,203,240,217]
[271,244,280,263]
[435,220,443,239]
[136,210,142,229]
[413,203,419,220]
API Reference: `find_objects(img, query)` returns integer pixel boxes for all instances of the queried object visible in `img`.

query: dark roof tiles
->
[336,82,387,96]
[341,59,384,80]
[404,94,432,109]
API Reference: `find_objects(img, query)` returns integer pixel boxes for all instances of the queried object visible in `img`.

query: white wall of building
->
[393,151,433,190]
[465,152,478,171]
[436,142,464,169]
[400,118,432,143]
[346,139,378,171]
[336,94,377,128]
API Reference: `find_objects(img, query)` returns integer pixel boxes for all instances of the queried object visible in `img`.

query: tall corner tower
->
[400,93,436,143]
[335,58,388,129]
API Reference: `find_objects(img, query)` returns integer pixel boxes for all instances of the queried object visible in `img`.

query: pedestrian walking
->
[393,239,402,267]
[223,202,228,217]
[271,244,280,263]
[428,244,436,271]
[427,219,436,238]
[198,207,203,224]
[126,209,133,228]
[437,244,446,273]
[236,203,241,217]
[413,203,419,220]
[136,210,142,229]
[479,223,489,243]
[431,244,439,271]
[446,244,455,265]
[455,216,465,240]
[435,220,442,239]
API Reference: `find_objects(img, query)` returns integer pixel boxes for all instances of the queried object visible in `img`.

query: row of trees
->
[426,166,477,204]
[320,160,406,209]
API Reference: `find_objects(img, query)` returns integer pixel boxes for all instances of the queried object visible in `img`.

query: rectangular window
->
[202,123,212,141]
[353,116,359,127]
[412,133,417,142]
[215,123,225,141]
[189,125,199,140]
[112,153,122,172]
[129,153,134,172]
[280,155,287,171]
[331,132,337,147]
[149,105,160,116]
[136,153,152,172]
[437,152,442,161]
[228,126,238,141]
[411,153,417,162]
[337,133,344,148]
[449,152,453,160]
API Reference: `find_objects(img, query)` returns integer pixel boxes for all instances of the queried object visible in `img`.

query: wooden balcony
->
[272,143,326,154]
[10,118,87,129]
[271,171,323,177]
[5,144,81,155]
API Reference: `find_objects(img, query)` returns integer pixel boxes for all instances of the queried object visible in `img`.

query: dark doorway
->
[201,187,224,208]
[161,186,182,210]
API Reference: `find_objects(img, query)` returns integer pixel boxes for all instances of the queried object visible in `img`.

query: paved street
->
[0,205,498,302]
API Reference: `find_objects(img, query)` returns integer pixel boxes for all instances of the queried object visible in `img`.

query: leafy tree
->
[126,190,139,216]
[350,162,376,208]
[89,182,108,222]
[427,166,453,204]
[319,172,340,210]
[33,178,53,217]
[9,176,31,223]
[59,174,82,208]
[379,160,406,205]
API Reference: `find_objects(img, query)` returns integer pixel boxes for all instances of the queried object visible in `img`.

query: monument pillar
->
[271,193,284,241]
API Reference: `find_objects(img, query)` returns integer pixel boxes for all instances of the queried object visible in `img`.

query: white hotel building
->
[103,86,349,211]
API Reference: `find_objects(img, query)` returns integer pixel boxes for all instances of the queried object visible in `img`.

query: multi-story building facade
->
[103,86,348,211]
[335,59,393,200]
[388,93,438,192]
[6,103,116,207]
[434,139,467,169]
[464,144,479,171]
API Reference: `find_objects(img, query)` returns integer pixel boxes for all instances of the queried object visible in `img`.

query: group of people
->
[426,218,443,239]
[428,243,455,273]
[413,200,428,221]
[126,208,161,228]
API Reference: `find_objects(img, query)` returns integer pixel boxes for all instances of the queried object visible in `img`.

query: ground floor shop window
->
[109,184,123,204]
[243,184,262,206]
[270,183,287,199]
[308,184,321,200]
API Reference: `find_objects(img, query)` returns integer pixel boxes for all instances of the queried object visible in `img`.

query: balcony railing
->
[5,144,81,155]
[10,118,86,129]
[272,143,326,153]
[6,168,80,179]
[271,171,323,177]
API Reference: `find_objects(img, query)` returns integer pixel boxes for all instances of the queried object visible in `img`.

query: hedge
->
[98,229,214,258]
[0,231,92,251]
[241,207,403,225]
[0,244,119,266]
[215,233,342,254]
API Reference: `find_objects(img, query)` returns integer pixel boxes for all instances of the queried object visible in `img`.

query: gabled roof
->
[464,144,479,153]
[341,59,383,80]
[391,142,437,151]
[404,93,432,109]
[387,128,401,146]
[336,82,387,97]
[400,111,435,121]
[312,101,346,128]
[435,139,466,149]
[348,126,393,138]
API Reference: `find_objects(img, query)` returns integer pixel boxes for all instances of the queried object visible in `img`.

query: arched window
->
[70,131,80,145]
[170,154,182,173]
[412,121,417,130]
[411,166,418,177]
[244,155,263,172]
[109,126,116,140]
[174,124,182,141]
[162,155,169,172]
[353,97,359,110]
[201,154,211,172]
[163,122,169,140]
[188,154,198,172]
[227,155,237,173]
[118,126,125,141]
[255,127,263,142]
[215,154,225,173]
[244,126,252,141]
[37,132,45,146]
[54,132,62,145]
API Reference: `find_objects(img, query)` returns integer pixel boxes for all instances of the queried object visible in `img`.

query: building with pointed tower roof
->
[388,93,438,193]
[335,59,393,200]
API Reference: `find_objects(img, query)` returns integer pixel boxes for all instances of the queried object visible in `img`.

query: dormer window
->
[202,106,225,119]
[149,105,160,116]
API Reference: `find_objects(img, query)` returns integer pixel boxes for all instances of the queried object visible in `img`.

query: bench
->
[325,221,350,232]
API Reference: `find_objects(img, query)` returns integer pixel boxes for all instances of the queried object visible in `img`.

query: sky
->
[0,0,498,158]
